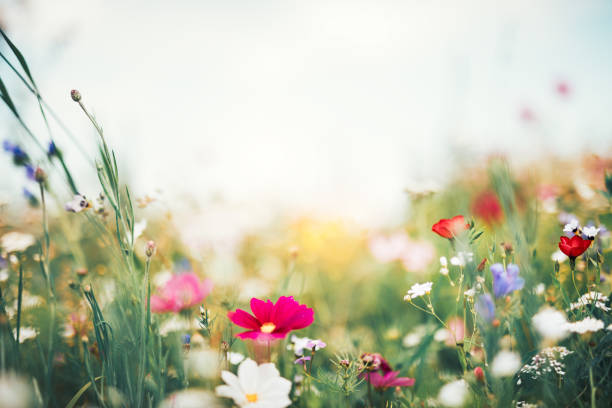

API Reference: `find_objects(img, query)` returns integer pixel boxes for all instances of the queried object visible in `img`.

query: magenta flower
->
[228,296,314,341]
[150,272,213,313]
[364,371,415,390]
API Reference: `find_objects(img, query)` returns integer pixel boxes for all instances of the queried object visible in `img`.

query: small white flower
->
[0,232,35,253]
[0,269,9,283]
[582,226,600,239]
[216,358,291,408]
[289,335,313,356]
[13,327,38,343]
[439,256,449,275]
[464,288,476,298]
[305,339,326,350]
[434,328,450,342]
[563,219,580,233]
[404,282,433,301]
[566,317,604,334]
[491,350,521,377]
[568,292,610,312]
[551,250,568,263]
[534,283,546,295]
[450,252,473,267]
[437,379,469,407]
[532,307,569,342]
[0,373,36,408]
[607,323,612,331]
[64,194,91,213]
[228,352,245,365]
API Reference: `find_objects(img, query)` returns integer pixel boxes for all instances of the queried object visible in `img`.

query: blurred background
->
[1,0,612,245]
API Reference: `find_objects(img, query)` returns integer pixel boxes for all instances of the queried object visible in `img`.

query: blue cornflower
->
[26,164,36,181]
[475,294,495,323]
[181,334,191,345]
[3,140,29,165]
[491,263,524,298]
[47,141,58,156]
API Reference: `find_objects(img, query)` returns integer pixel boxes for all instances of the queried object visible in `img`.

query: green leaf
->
[0,28,36,87]
[65,376,103,408]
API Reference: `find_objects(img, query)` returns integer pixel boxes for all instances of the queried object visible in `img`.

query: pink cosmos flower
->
[150,272,213,313]
[228,296,314,341]
[363,371,415,390]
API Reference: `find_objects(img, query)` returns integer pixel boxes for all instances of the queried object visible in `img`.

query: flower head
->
[490,263,524,298]
[65,194,92,213]
[359,353,392,373]
[566,317,604,334]
[558,235,591,259]
[3,141,29,165]
[228,296,314,341]
[582,226,600,240]
[216,358,291,408]
[403,282,433,301]
[438,379,469,407]
[471,190,503,225]
[563,219,580,234]
[363,371,415,390]
[0,232,35,253]
[432,215,470,239]
[491,350,521,377]
[532,307,569,342]
[294,356,311,365]
[150,272,213,313]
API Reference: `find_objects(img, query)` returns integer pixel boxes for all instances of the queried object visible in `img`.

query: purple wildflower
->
[491,263,524,298]
[475,294,495,323]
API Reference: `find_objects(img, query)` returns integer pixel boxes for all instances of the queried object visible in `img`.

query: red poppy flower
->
[558,235,591,259]
[471,191,503,225]
[432,215,470,239]
[227,296,314,341]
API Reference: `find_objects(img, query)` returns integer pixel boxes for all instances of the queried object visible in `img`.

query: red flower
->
[363,371,415,390]
[471,191,503,225]
[432,215,470,239]
[558,235,591,259]
[228,296,314,342]
[474,366,485,383]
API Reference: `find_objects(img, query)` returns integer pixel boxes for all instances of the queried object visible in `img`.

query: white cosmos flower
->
[404,282,433,301]
[566,317,604,334]
[532,307,569,342]
[216,358,291,408]
[563,219,580,233]
[437,379,469,407]
[582,226,600,239]
[0,232,35,253]
[491,351,521,377]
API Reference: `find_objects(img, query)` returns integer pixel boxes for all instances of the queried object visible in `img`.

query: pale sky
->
[1,0,612,244]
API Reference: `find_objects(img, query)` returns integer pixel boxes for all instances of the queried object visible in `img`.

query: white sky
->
[1,0,612,243]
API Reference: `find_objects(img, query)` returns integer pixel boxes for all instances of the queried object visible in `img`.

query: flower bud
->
[76,267,88,277]
[474,366,485,383]
[70,89,82,102]
[34,167,46,183]
[477,258,487,271]
[145,240,156,258]
[492,318,500,328]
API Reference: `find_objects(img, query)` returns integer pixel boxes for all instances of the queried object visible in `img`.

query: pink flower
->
[150,272,213,313]
[363,371,415,390]
[228,296,314,341]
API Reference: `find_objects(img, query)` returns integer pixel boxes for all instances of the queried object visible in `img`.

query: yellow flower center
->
[260,322,276,333]
[246,393,258,402]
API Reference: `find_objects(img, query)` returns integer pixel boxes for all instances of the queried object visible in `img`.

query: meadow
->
[1,29,611,407]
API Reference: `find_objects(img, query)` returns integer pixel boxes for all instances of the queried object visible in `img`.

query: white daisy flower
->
[566,317,604,334]
[404,282,433,301]
[437,379,469,407]
[0,232,35,253]
[532,307,569,342]
[450,252,473,267]
[582,226,600,239]
[491,350,521,377]
[439,256,449,275]
[563,219,580,233]
[216,358,291,408]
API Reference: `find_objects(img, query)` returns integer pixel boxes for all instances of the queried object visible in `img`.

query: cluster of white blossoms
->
[404,282,433,301]
[532,307,569,342]
[517,347,572,385]
[450,251,473,267]
[568,292,610,312]
[566,317,605,334]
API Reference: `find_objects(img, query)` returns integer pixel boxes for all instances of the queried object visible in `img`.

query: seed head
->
[70,89,82,102]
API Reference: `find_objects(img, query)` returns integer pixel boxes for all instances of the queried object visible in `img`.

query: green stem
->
[589,364,596,408]
[15,261,24,362]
